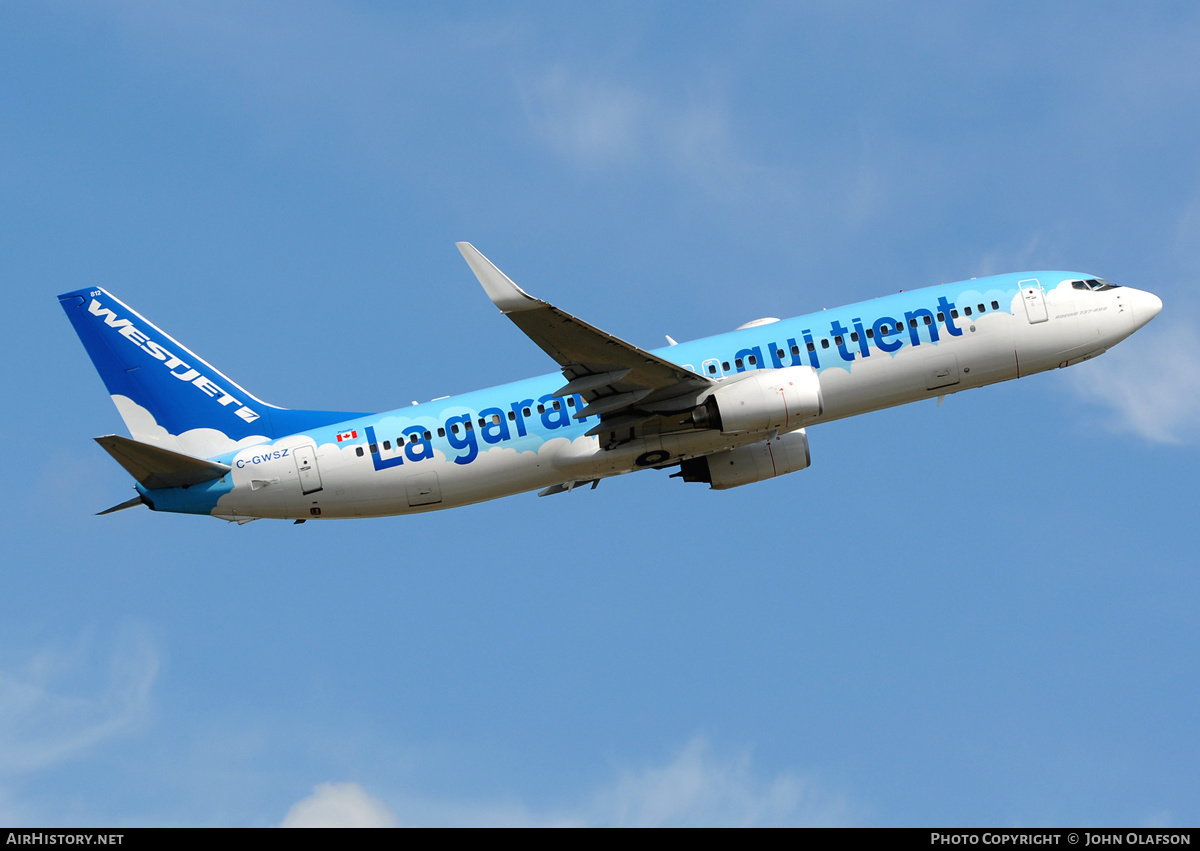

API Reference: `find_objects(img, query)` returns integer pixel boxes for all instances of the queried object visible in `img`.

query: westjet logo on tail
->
[86,298,260,424]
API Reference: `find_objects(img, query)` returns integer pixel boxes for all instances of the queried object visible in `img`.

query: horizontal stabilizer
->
[94,435,232,489]
[97,494,147,515]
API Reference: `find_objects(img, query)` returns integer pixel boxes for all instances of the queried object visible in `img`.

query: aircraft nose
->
[1129,288,1163,327]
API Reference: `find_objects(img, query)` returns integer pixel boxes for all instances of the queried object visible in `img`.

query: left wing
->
[95,434,232,489]
[456,243,714,443]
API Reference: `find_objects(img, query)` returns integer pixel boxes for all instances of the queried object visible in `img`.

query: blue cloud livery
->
[58,245,1162,522]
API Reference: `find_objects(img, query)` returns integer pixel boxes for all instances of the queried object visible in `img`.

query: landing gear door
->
[293,444,323,495]
[1020,279,1048,324]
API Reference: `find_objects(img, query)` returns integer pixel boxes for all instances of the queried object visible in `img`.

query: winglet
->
[456,242,540,313]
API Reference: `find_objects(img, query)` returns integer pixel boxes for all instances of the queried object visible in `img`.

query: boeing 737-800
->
[59,244,1162,523]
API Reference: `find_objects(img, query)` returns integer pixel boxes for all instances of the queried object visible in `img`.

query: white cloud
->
[1070,320,1200,445]
[279,737,852,827]
[279,782,402,828]
[0,627,159,774]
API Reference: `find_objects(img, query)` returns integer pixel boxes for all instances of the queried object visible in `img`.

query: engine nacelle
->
[692,366,823,435]
[675,428,811,490]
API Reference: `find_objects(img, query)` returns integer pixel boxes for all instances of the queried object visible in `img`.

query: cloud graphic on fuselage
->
[113,395,270,459]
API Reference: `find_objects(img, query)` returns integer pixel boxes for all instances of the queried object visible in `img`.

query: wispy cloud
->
[581,737,851,827]
[973,234,1059,278]
[522,68,751,190]
[0,627,159,774]
[1070,320,1200,445]
[277,737,852,827]
[524,70,649,168]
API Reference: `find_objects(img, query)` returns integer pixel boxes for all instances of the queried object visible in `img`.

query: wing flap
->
[552,368,632,397]
[505,308,709,402]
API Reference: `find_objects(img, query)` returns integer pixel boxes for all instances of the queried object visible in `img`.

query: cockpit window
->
[1073,278,1120,292]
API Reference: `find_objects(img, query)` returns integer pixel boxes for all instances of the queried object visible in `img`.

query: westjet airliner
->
[60,244,1162,523]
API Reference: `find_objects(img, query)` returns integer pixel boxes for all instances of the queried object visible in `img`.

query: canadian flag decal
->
[336,430,358,442]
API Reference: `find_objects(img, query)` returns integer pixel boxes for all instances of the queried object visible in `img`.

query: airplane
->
[59,244,1162,523]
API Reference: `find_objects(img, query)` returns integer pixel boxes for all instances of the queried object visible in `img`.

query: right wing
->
[457,243,714,443]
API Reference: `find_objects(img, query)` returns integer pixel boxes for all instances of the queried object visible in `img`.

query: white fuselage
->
[173,273,1157,522]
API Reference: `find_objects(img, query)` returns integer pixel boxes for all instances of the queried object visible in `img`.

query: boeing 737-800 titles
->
[60,244,1162,523]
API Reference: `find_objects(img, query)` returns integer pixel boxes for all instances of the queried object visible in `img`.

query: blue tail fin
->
[59,287,368,459]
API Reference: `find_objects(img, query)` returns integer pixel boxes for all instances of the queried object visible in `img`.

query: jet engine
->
[691,366,823,434]
[674,428,811,490]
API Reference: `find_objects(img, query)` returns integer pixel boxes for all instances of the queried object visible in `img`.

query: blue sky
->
[3,1,1199,827]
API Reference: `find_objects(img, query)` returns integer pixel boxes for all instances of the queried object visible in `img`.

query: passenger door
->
[1020,279,1048,324]
[293,444,323,495]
